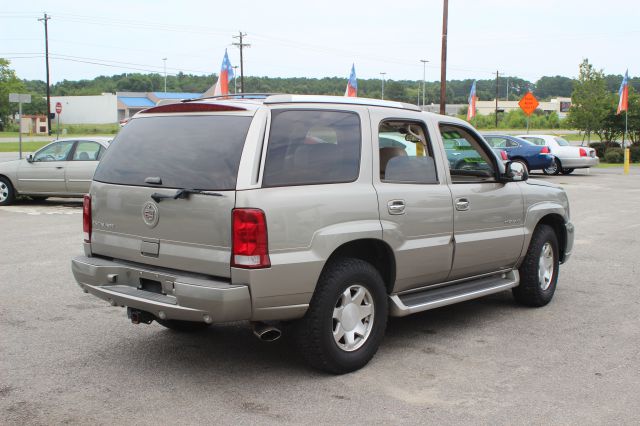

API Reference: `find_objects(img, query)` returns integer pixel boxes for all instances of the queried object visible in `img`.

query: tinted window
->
[263,110,361,187]
[554,137,570,146]
[73,141,102,161]
[94,115,252,190]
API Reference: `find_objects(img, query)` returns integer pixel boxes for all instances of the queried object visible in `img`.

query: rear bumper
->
[559,156,599,168]
[71,256,252,323]
[528,154,554,170]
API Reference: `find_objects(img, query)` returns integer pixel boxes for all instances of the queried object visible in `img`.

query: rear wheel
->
[0,177,16,206]
[561,168,574,175]
[295,258,387,374]
[513,224,559,307]
[156,319,211,332]
[543,157,561,175]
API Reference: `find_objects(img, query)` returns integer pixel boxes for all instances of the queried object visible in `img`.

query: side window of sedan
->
[33,141,75,162]
[72,142,102,161]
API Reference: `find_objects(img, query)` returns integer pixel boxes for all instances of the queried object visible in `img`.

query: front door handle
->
[455,198,470,211]
[387,200,406,215]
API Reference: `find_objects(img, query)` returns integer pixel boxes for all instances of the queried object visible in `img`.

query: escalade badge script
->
[142,202,159,228]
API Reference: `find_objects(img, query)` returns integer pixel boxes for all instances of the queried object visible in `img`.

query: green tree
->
[0,58,27,130]
[567,59,610,144]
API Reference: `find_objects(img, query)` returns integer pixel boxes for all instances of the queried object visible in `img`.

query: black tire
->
[295,258,388,374]
[156,318,211,332]
[542,157,561,175]
[561,168,574,175]
[513,224,560,307]
[0,176,16,206]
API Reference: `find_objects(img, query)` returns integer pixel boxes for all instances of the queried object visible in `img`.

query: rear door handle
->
[55,166,64,169]
[387,200,406,215]
[455,198,470,211]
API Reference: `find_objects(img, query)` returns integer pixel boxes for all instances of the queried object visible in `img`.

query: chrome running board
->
[389,270,519,317]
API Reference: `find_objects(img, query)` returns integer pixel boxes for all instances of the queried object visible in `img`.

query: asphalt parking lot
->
[1,168,639,425]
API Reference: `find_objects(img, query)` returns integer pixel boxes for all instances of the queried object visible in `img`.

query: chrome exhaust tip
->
[252,322,282,342]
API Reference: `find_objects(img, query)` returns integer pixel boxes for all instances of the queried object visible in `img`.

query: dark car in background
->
[483,134,554,173]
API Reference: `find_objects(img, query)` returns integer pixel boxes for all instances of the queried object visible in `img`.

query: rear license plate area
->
[139,278,163,294]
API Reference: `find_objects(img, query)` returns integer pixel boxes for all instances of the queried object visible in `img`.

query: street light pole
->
[162,58,167,93]
[380,72,386,100]
[420,59,429,108]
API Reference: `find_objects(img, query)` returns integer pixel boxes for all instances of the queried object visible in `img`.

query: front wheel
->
[0,177,16,206]
[295,258,388,374]
[542,158,561,175]
[513,224,559,307]
[561,168,574,175]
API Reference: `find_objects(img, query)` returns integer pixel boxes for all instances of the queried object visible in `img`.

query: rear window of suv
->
[93,115,252,190]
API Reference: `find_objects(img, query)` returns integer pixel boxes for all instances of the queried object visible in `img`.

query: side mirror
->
[505,161,528,182]
[26,154,34,163]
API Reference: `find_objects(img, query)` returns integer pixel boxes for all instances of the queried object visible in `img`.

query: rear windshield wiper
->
[151,188,223,203]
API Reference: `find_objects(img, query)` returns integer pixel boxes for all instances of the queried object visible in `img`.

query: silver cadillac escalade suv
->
[72,94,574,374]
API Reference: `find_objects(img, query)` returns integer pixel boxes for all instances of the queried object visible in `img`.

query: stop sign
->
[55,102,62,114]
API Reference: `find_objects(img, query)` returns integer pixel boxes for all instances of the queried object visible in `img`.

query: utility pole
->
[506,77,509,101]
[38,13,52,135]
[232,31,250,93]
[233,66,239,93]
[420,59,429,107]
[380,72,386,100]
[439,0,449,114]
[495,70,499,128]
[162,58,167,93]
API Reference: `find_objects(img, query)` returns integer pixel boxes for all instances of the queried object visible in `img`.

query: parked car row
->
[0,137,112,205]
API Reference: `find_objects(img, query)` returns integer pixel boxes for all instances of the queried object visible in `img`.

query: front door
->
[372,113,454,293]
[437,123,525,280]
[17,140,75,194]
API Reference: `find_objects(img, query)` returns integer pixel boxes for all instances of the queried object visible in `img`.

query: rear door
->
[65,140,104,194]
[17,140,75,193]
[90,111,255,278]
[437,123,525,280]
[371,111,454,292]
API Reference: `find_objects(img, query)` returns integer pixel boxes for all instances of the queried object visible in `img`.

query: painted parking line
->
[0,205,81,215]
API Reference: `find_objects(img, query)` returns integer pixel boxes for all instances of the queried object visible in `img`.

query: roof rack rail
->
[182,93,281,103]
[263,94,421,112]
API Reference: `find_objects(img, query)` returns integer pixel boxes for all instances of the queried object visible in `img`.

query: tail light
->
[579,148,587,157]
[540,146,550,154]
[500,150,508,160]
[83,194,91,243]
[232,209,270,269]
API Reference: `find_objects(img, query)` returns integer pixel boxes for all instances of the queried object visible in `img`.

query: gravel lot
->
[1,168,639,425]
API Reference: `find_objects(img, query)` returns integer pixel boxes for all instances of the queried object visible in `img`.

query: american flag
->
[617,69,629,115]
[344,64,357,97]
[213,49,235,96]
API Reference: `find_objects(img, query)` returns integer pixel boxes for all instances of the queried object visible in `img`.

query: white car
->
[515,134,598,175]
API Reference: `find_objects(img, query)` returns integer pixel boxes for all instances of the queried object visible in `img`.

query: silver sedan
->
[0,137,111,205]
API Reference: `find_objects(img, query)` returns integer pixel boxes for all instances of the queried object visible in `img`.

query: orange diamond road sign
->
[519,92,539,116]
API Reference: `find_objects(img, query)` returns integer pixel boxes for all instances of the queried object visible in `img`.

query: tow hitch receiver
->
[127,308,154,324]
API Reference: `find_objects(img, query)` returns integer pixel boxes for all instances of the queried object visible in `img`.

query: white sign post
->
[9,93,32,159]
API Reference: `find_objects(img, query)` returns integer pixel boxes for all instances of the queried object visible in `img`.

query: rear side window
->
[262,110,361,187]
[93,115,252,190]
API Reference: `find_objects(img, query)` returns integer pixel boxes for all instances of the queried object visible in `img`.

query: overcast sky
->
[1,1,638,84]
